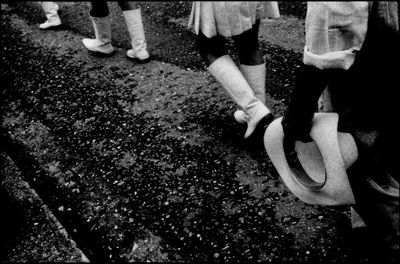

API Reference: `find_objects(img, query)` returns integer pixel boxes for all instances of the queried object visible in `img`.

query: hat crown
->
[337,132,358,169]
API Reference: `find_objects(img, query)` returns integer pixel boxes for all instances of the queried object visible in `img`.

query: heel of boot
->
[245,113,274,148]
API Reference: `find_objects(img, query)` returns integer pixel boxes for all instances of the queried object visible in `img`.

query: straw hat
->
[264,113,357,205]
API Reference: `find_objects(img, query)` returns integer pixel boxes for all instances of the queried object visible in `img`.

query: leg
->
[82,1,114,55]
[196,32,227,67]
[232,20,264,66]
[348,143,399,263]
[232,20,274,124]
[39,2,61,29]
[89,0,109,18]
[281,65,329,154]
[198,32,272,139]
[118,1,139,11]
[120,1,150,61]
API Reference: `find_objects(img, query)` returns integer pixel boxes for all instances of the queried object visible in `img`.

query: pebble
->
[132,243,138,252]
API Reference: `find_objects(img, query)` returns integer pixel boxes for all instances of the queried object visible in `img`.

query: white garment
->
[303,2,370,70]
[188,2,280,38]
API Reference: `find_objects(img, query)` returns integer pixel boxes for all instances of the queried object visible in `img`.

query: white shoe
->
[39,19,61,29]
[123,8,150,62]
[82,15,114,55]
[39,2,61,29]
[82,38,114,54]
[126,48,150,61]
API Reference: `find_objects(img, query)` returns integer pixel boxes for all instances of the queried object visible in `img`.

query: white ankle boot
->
[234,63,269,124]
[39,2,61,29]
[123,8,150,61]
[82,15,114,55]
[207,55,271,138]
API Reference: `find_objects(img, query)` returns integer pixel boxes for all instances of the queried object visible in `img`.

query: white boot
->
[235,63,270,124]
[123,8,150,61]
[82,15,114,55]
[240,63,268,104]
[207,55,271,138]
[39,2,61,29]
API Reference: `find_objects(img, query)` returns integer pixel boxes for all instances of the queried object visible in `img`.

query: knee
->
[196,33,227,65]
[234,28,262,65]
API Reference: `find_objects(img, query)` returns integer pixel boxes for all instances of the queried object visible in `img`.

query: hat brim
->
[264,113,356,205]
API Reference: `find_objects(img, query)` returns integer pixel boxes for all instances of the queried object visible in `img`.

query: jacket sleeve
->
[303,2,370,70]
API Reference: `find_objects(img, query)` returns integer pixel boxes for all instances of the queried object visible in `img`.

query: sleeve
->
[303,2,370,70]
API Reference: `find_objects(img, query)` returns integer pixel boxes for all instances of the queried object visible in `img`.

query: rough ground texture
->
[1,2,367,263]
[0,151,89,262]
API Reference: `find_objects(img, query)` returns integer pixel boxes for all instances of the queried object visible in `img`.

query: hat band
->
[285,146,327,191]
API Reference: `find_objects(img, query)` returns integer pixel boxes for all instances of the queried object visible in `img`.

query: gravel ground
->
[1,2,369,263]
[0,151,89,262]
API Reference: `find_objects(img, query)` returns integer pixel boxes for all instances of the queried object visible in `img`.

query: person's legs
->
[89,1,109,17]
[119,1,150,61]
[39,2,61,29]
[232,20,263,66]
[198,32,272,139]
[347,143,399,263]
[82,1,114,55]
[281,65,330,154]
[232,20,273,124]
[196,32,227,67]
[118,1,139,11]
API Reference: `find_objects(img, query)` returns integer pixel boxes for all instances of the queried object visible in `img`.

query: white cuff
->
[303,46,357,70]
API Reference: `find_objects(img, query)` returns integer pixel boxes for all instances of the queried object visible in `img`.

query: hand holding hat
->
[264,113,358,205]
